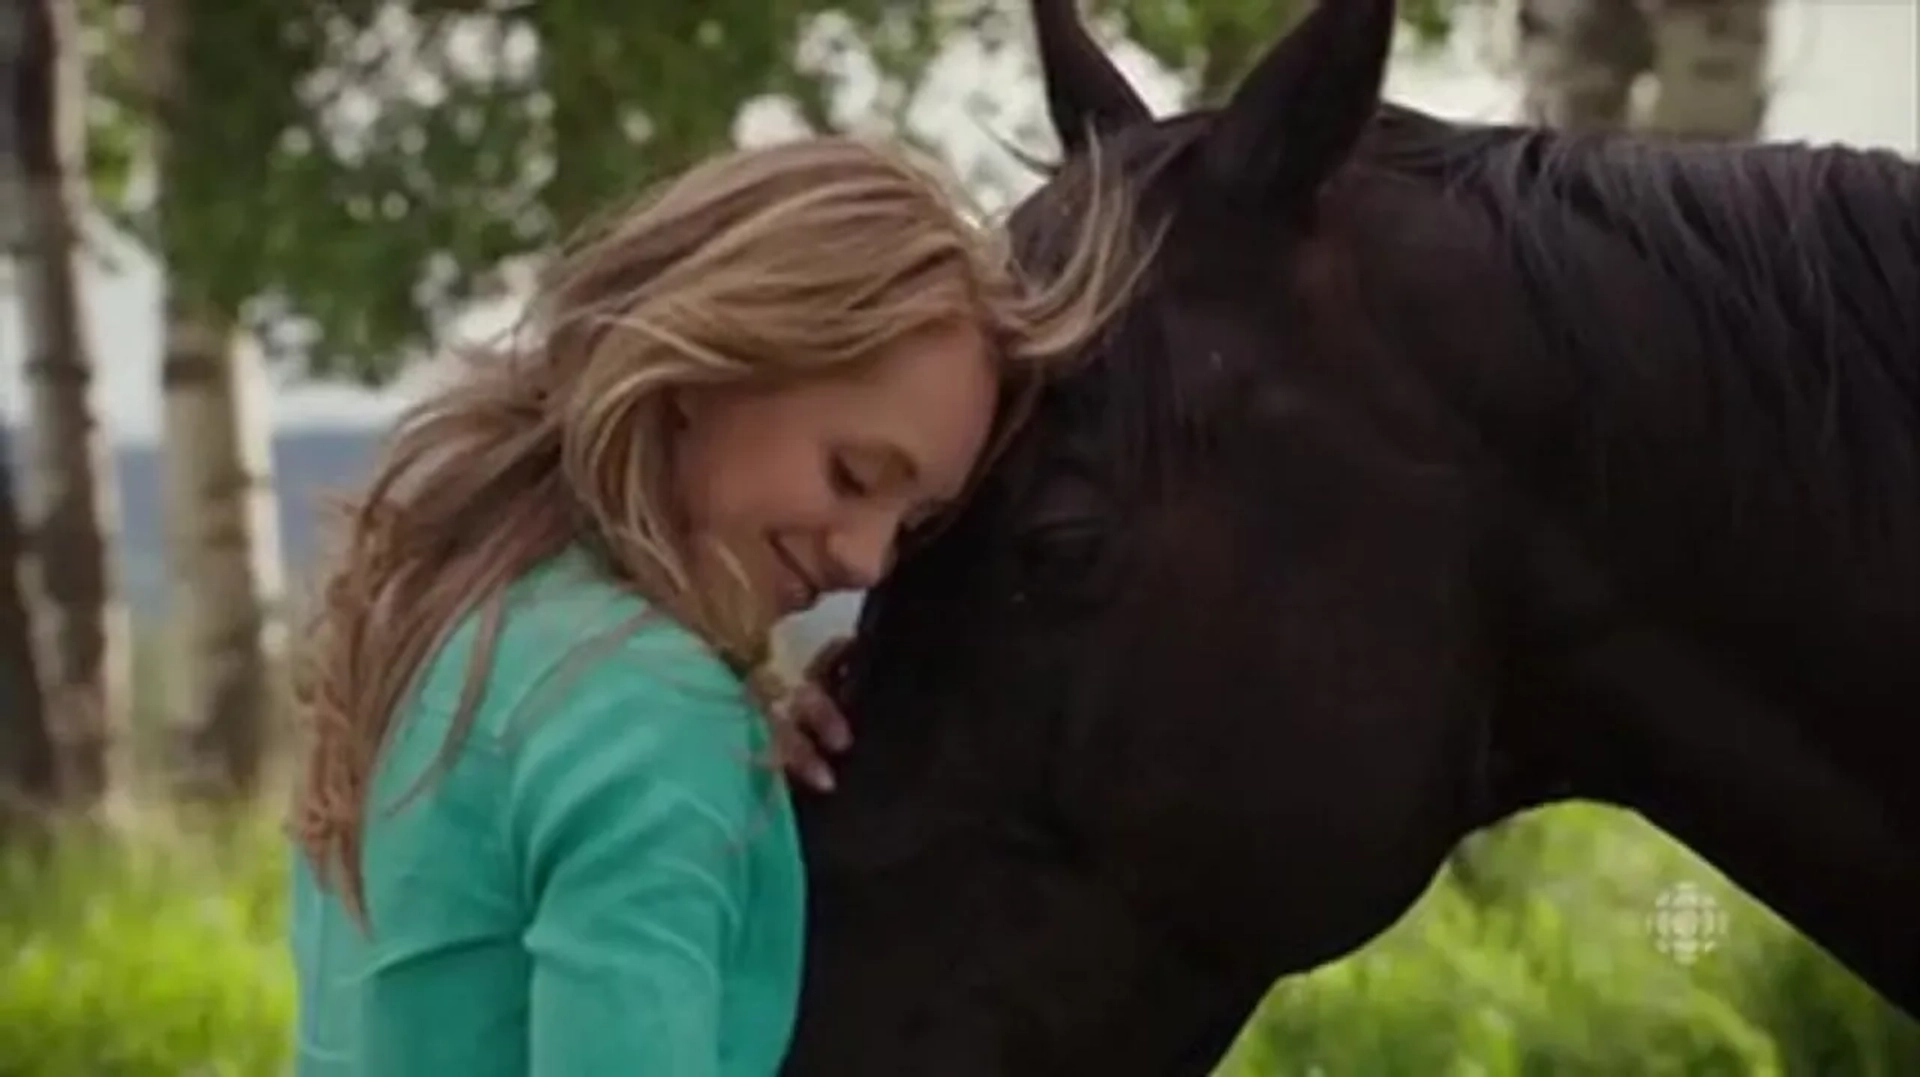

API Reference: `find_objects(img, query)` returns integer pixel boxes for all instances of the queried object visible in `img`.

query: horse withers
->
[783,1,1920,1073]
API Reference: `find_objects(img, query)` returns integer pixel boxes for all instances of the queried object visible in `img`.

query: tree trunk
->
[0,439,56,833]
[0,4,55,834]
[1515,0,1771,140]
[7,0,131,812]
[160,314,287,799]
[1514,0,1654,132]
[1639,0,1770,140]
[142,0,288,802]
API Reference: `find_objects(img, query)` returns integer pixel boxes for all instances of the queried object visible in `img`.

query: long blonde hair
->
[291,134,1148,920]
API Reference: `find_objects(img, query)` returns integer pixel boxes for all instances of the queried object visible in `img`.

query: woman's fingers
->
[774,717,837,792]
[774,679,852,792]
[804,635,853,689]
[792,682,853,752]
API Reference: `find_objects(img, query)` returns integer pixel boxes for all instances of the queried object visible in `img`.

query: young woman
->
[286,135,1142,1075]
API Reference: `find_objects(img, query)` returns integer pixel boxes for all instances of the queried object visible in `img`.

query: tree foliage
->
[74,0,1468,388]
[80,1,955,385]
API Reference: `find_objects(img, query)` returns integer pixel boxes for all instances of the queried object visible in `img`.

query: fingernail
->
[813,768,837,792]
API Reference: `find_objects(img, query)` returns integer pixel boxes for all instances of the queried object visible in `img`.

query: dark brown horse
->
[783,1,1920,1073]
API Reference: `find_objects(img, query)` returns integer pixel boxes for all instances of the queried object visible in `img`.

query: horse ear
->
[1198,0,1396,207]
[1031,0,1151,153]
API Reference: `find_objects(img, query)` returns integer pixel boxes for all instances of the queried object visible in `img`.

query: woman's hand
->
[773,636,853,792]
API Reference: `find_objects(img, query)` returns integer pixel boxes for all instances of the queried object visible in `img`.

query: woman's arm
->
[505,644,766,1076]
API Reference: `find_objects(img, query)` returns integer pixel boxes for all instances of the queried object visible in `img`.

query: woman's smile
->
[769,537,822,614]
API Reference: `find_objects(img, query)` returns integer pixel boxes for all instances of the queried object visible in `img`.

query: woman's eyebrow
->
[850,440,963,513]
[848,440,919,484]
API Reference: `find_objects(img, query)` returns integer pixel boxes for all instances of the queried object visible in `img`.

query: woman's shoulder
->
[495,549,764,767]
[355,549,782,922]
[406,548,769,796]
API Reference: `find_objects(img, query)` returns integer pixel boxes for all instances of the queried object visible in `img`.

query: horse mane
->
[1363,106,1920,561]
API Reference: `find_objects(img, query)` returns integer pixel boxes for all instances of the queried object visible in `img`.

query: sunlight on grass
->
[1214,803,1919,1076]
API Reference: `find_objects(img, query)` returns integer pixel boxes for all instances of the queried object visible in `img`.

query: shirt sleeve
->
[503,639,767,1076]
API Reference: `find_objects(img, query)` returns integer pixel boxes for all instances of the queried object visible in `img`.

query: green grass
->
[0,813,295,1077]
[0,799,1911,1076]
[1215,802,1920,1076]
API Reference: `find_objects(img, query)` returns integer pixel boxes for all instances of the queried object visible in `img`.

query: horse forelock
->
[999,117,1227,503]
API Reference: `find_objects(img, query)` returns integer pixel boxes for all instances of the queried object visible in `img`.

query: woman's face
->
[672,321,999,618]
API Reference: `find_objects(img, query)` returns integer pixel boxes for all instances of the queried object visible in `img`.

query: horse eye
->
[1009,525,1107,604]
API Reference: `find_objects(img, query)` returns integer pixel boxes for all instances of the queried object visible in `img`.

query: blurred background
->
[0,0,1915,1073]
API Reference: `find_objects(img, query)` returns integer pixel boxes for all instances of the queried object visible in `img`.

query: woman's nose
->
[825,514,900,591]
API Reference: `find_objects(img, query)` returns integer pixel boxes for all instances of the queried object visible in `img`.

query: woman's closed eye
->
[829,455,873,498]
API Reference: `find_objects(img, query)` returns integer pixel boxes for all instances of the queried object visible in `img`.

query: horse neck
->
[1355,131,1920,989]
[1493,568,1920,1007]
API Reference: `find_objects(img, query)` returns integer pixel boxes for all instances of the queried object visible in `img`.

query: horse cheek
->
[1059,428,1487,972]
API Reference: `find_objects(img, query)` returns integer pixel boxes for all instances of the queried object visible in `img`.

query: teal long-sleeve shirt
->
[290,551,806,1076]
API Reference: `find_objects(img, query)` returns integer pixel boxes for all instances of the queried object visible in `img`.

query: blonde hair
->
[290,134,1148,920]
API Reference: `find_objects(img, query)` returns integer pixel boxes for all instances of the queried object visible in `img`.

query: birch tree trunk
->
[7,0,130,811]
[1639,0,1770,140]
[142,0,288,801]
[0,439,56,830]
[1514,0,1654,132]
[0,5,56,832]
[1515,0,1771,139]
